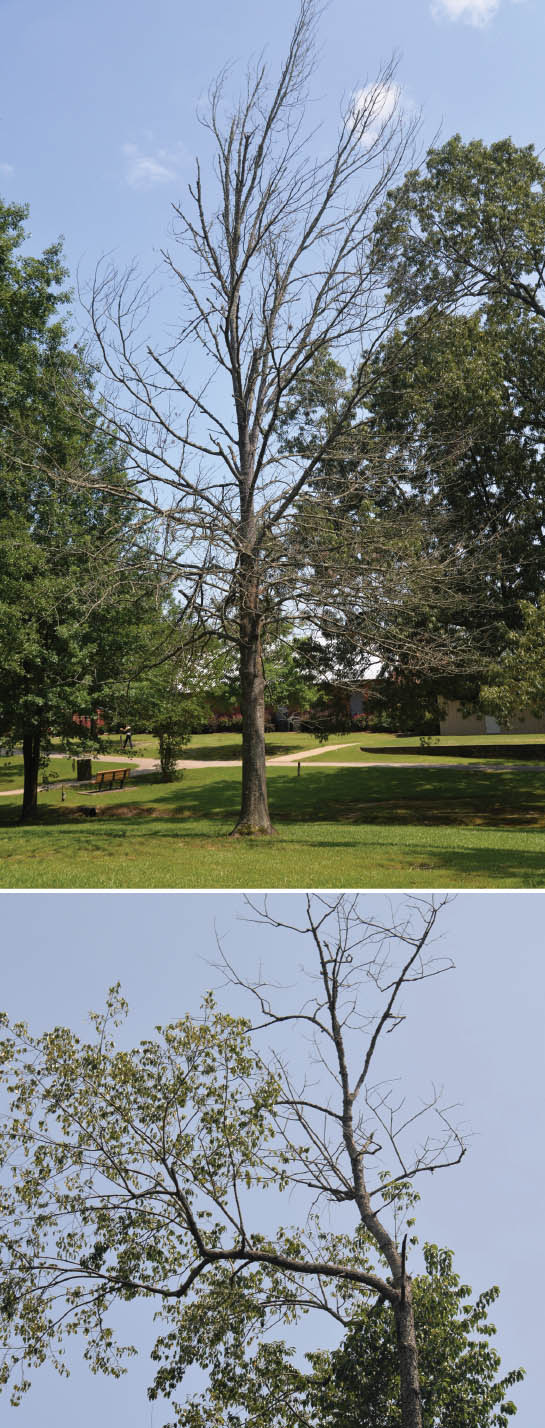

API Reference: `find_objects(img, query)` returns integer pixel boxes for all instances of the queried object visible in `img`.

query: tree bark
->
[230,472,276,835]
[21,728,41,821]
[394,1286,423,1428]
[231,609,275,836]
[228,511,273,833]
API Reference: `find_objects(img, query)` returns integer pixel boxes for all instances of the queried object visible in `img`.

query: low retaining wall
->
[360,744,545,760]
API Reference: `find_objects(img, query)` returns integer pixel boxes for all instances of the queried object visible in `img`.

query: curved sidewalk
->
[2,742,543,796]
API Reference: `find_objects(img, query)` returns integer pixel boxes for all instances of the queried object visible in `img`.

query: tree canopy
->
[169,1243,522,1428]
[277,129,545,710]
[374,134,545,322]
[0,197,169,814]
[482,593,545,725]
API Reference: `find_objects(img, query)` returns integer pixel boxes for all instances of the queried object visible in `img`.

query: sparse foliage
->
[0,896,500,1428]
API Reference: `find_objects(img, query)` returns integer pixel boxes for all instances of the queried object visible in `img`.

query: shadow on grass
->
[0,760,24,790]
[395,835,545,886]
[180,740,311,761]
[2,818,545,887]
[269,764,545,827]
[3,765,545,831]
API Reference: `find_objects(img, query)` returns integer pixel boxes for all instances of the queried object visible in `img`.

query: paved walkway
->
[2,742,543,797]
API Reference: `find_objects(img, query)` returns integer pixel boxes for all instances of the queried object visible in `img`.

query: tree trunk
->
[231,610,275,837]
[21,728,41,821]
[230,452,276,834]
[394,1288,423,1428]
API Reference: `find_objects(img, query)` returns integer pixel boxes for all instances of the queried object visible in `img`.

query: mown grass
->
[46,729,545,764]
[310,744,543,765]
[129,729,545,765]
[1,762,545,889]
[47,730,321,761]
[181,732,322,760]
[0,757,130,792]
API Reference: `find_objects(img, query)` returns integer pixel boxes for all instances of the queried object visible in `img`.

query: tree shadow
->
[2,764,545,834]
[265,765,545,827]
[0,759,24,789]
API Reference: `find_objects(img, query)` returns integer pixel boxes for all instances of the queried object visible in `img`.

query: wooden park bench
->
[92,767,131,792]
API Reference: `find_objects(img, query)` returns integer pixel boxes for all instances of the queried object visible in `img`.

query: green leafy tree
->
[170,1244,522,1428]
[262,636,320,719]
[482,594,545,726]
[0,896,516,1428]
[278,250,545,705]
[357,134,545,687]
[366,309,545,643]
[0,198,68,454]
[277,346,495,712]
[307,1243,522,1428]
[373,134,545,323]
[110,609,229,777]
[0,468,148,815]
[0,198,166,816]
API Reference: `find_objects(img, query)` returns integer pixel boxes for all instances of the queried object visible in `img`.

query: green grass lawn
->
[134,729,545,764]
[47,730,324,761]
[0,756,130,792]
[48,730,545,764]
[306,732,545,763]
[310,743,543,765]
[181,731,322,760]
[2,761,545,889]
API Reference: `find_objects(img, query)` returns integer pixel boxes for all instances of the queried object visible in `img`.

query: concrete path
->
[267,742,348,763]
[2,743,544,797]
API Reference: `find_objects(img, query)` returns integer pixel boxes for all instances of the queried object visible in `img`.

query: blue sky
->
[1,0,544,302]
[0,890,543,1425]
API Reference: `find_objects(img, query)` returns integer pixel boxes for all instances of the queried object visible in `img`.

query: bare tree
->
[0,895,467,1428]
[82,0,434,834]
[213,893,465,1428]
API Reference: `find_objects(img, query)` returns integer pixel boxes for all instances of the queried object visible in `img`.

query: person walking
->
[121,725,133,751]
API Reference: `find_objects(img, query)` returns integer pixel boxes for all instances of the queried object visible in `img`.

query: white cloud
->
[122,140,185,190]
[351,82,401,146]
[0,161,14,177]
[431,0,526,23]
[431,0,500,24]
